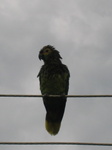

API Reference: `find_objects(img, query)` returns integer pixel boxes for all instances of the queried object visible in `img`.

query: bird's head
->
[39,45,62,63]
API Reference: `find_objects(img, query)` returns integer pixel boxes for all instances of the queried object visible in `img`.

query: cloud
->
[0,0,112,150]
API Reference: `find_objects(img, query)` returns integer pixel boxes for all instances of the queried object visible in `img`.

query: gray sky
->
[0,0,112,150]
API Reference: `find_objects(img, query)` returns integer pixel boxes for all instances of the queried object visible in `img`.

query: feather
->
[38,45,70,135]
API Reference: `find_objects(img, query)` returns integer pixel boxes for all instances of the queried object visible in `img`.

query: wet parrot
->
[37,45,70,135]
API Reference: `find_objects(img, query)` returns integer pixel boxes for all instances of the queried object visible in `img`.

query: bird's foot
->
[43,93,49,98]
[60,93,66,97]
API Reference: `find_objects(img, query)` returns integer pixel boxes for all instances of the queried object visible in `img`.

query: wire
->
[0,142,112,146]
[0,94,112,147]
[0,94,112,98]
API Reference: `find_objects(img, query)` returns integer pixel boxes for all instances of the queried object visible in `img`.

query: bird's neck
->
[44,58,62,65]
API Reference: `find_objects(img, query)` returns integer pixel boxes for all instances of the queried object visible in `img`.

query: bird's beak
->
[39,53,42,60]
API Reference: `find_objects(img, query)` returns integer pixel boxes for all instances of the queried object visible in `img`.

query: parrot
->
[37,45,70,135]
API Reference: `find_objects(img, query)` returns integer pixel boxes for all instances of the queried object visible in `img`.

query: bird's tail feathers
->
[45,120,61,135]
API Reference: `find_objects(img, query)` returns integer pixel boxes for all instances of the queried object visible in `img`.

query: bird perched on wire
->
[37,45,70,135]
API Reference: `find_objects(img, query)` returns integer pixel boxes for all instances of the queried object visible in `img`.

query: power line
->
[0,94,112,98]
[0,94,112,147]
[0,142,112,146]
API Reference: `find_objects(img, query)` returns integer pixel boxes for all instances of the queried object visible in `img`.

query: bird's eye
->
[45,49,49,53]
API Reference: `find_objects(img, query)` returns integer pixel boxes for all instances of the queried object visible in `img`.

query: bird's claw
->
[43,94,48,98]
[60,94,66,97]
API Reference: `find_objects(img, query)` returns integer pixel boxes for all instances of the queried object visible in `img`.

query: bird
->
[37,45,70,135]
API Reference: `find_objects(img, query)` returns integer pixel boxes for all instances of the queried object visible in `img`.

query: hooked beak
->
[39,53,43,60]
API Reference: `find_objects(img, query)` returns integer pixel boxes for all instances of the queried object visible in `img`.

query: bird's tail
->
[45,108,65,135]
[44,97,67,135]
[45,120,61,135]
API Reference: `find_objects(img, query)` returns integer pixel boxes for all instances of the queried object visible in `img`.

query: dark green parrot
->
[37,45,70,135]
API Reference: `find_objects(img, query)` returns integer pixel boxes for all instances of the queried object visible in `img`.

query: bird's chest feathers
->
[41,68,65,85]
[39,65,67,94]
[41,64,64,78]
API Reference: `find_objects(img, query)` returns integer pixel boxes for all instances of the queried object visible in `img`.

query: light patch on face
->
[42,48,52,56]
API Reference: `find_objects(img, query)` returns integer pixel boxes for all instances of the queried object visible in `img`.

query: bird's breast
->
[40,73,66,95]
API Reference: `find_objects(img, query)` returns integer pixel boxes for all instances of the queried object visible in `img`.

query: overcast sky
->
[0,0,112,150]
